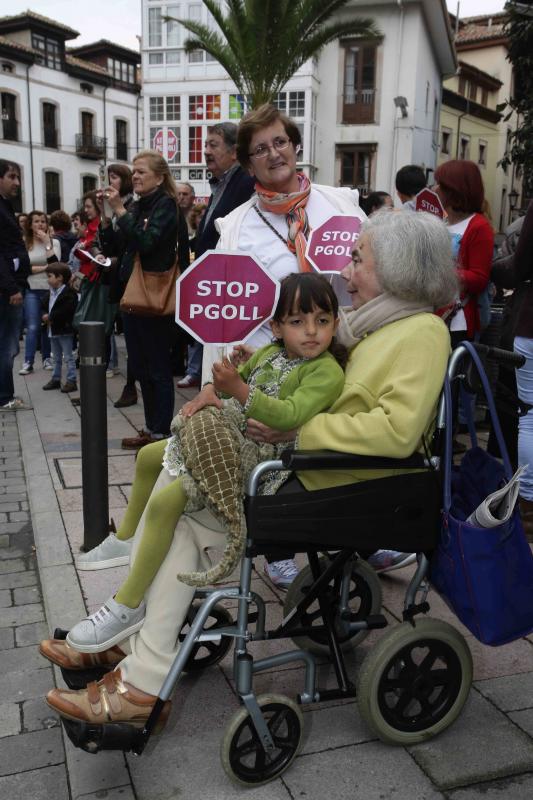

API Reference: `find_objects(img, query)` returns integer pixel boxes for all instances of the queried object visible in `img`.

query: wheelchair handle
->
[471,342,525,369]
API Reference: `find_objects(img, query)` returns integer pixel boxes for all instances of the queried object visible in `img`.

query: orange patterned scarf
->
[255,173,313,272]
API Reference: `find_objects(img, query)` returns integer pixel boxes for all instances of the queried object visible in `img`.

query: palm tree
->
[164,0,380,108]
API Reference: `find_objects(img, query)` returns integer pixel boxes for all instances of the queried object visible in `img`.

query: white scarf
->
[337,292,433,350]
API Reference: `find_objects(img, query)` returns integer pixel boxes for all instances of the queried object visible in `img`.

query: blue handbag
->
[430,342,533,646]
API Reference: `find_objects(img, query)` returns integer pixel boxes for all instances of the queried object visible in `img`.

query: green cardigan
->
[236,345,345,432]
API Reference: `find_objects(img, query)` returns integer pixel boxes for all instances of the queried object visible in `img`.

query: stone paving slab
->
[64,736,132,800]
[284,740,445,800]
[0,701,21,738]
[0,727,64,776]
[0,764,69,800]
[408,690,533,789]
[449,773,533,799]
[475,671,533,712]
[0,665,54,702]
[56,453,136,488]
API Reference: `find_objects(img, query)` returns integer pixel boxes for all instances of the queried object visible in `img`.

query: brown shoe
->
[114,385,138,408]
[61,381,78,393]
[39,638,124,670]
[121,431,154,450]
[46,669,171,731]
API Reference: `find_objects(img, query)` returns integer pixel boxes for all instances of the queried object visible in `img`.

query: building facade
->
[438,12,522,231]
[140,0,455,201]
[0,12,141,214]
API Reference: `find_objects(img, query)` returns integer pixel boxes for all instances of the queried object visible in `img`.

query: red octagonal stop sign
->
[306,215,362,273]
[176,250,280,345]
[415,188,445,218]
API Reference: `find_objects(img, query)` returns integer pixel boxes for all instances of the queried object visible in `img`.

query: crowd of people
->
[0,100,532,737]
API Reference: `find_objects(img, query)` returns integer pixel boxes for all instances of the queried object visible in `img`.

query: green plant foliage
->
[163,0,380,108]
[499,2,533,192]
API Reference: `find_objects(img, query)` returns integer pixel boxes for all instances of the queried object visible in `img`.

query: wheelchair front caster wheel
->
[356,617,472,745]
[283,557,382,655]
[221,694,304,786]
[179,601,233,673]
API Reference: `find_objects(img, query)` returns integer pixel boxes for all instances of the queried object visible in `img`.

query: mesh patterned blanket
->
[171,403,280,586]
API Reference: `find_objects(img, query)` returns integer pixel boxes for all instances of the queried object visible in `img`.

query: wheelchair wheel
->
[180,601,233,673]
[221,694,303,786]
[356,617,472,745]
[283,557,382,655]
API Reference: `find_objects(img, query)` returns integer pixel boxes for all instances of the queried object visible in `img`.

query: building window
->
[189,3,201,21]
[81,111,94,139]
[272,92,287,111]
[189,126,203,163]
[149,52,164,65]
[45,171,61,213]
[148,7,163,47]
[150,97,165,121]
[2,62,14,73]
[189,94,221,120]
[459,136,470,160]
[229,94,247,119]
[481,87,488,106]
[478,140,487,166]
[42,102,58,148]
[289,91,305,117]
[441,129,451,155]
[342,43,376,124]
[1,91,18,141]
[166,4,180,46]
[32,33,62,70]
[166,96,180,120]
[166,51,180,64]
[116,119,128,160]
[188,50,204,63]
[82,175,97,194]
[468,82,477,102]
[107,58,136,84]
[458,75,466,96]
[339,147,373,193]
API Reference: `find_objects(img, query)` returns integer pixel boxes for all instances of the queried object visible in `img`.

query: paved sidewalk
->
[2,337,533,799]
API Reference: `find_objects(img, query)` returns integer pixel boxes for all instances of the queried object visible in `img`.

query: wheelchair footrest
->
[62,717,146,754]
[365,614,388,630]
[311,687,357,703]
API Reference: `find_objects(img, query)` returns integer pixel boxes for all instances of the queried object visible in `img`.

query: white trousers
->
[119,468,227,696]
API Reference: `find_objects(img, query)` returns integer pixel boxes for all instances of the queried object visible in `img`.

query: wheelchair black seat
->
[245,469,442,555]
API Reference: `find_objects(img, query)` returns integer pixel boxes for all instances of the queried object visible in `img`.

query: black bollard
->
[79,322,110,551]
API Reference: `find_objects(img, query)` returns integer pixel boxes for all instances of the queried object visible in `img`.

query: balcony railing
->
[76,133,107,160]
[342,89,375,124]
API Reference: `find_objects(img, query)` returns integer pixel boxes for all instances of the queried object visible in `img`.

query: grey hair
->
[362,209,458,307]
[207,122,238,149]
[177,181,195,195]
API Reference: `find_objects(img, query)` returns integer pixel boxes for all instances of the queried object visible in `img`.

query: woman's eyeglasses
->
[249,136,299,160]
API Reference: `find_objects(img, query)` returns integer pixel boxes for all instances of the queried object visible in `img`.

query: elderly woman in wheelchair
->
[40,209,464,785]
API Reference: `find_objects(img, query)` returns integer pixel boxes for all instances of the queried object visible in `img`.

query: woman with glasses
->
[203,103,367,589]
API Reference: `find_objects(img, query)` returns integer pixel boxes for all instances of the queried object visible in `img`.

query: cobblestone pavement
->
[0,409,69,799]
[3,338,533,799]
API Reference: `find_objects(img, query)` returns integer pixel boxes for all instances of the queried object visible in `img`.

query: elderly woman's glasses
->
[249,136,296,159]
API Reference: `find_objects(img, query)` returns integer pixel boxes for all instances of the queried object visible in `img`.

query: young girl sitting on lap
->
[67,273,346,653]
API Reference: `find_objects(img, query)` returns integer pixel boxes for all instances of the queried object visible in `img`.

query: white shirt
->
[447,215,475,333]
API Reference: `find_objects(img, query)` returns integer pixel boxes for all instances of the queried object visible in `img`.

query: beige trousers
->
[119,468,227,696]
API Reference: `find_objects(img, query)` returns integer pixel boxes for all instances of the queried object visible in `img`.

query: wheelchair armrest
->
[280,449,428,471]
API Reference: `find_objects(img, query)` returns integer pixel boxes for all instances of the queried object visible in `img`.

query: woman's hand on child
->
[230,344,255,367]
[42,313,49,323]
[246,419,298,444]
[180,384,222,417]
[213,358,249,404]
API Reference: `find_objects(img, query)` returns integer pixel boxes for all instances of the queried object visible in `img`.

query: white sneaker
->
[77,533,132,571]
[264,559,299,591]
[66,596,146,653]
[1,397,32,411]
[19,362,33,375]
[43,358,54,370]
[106,368,117,378]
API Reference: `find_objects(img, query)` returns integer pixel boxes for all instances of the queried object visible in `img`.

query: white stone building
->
[0,11,141,214]
[140,0,456,200]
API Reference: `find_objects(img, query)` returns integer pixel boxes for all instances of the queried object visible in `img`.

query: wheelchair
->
[54,342,525,787]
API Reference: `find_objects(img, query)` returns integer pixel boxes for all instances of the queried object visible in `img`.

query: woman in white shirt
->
[19,210,61,375]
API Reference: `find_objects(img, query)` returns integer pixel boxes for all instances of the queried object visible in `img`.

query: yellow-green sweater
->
[297,313,450,490]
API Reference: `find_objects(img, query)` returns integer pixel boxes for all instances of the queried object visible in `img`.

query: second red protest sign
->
[306,215,362,273]
[176,250,280,345]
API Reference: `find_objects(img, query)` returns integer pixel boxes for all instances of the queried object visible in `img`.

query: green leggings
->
[114,439,188,609]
